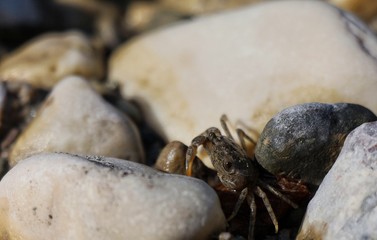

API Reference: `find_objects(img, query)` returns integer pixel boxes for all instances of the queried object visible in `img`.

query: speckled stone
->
[109,0,377,149]
[255,103,377,186]
[9,76,144,166]
[0,153,226,240]
[0,31,103,89]
[297,121,377,240]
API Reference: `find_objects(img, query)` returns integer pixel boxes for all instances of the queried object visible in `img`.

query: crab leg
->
[220,114,235,141]
[227,187,248,221]
[257,180,298,209]
[185,135,206,176]
[246,192,257,240]
[254,186,279,233]
[236,128,257,154]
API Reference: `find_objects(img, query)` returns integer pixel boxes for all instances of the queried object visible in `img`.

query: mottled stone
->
[109,0,377,148]
[9,76,144,166]
[0,153,226,240]
[255,103,377,186]
[0,31,103,89]
[297,121,377,239]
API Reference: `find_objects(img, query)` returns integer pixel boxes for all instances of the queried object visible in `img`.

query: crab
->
[185,115,298,239]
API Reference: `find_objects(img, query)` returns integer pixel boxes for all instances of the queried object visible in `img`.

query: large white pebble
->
[0,153,226,240]
[297,121,377,239]
[0,31,103,89]
[109,0,377,146]
[9,76,144,166]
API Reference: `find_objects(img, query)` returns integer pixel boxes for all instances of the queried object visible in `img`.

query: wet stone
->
[0,153,226,240]
[255,102,377,186]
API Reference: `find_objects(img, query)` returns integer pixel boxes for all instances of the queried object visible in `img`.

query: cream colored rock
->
[0,31,103,89]
[9,76,144,166]
[110,0,377,149]
[0,153,226,240]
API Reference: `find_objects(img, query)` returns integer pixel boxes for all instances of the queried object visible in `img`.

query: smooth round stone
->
[0,31,103,89]
[9,76,144,166]
[255,103,377,186]
[109,0,377,147]
[297,121,377,239]
[0,153,226,240]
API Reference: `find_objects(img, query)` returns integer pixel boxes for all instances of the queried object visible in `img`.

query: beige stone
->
[0,153,226,240]
[159,0,261,15]
[109,0,377,150]
[0,31,103,89]
[9,76,144,166]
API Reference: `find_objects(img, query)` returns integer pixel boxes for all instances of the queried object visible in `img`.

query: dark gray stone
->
[255,102,377,186]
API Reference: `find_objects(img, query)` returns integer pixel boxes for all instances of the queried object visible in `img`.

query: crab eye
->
[208,132,216,139]
[223,161,233,172]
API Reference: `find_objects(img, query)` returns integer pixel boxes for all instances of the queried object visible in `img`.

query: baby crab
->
[185,115,298,240]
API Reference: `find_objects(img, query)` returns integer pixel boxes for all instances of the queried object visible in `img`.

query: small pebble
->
[155,140,208,177]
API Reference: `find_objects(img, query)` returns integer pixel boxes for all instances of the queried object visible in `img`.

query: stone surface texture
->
[255,103,377,186]
[0,153,226,240]
[109,0,377,148]
[297,121,377,239]
[0,31,103,89]
[9,76,144,166]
